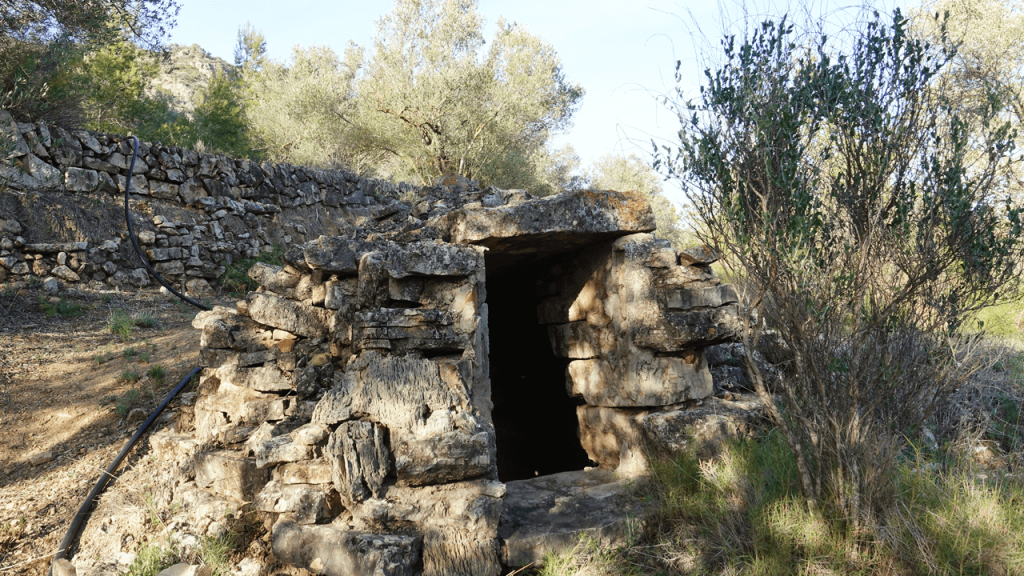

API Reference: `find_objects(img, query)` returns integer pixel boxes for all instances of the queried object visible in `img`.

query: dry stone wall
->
[3,113,766,574]
[146,188,756,575]
[0,109,472,294]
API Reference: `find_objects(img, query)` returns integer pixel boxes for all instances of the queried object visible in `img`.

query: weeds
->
[107,309,133,340]
[37,296,84,318]
[219,243,284,296]
[535,431,1024,576]
[132,312,158,328]
[148,364,165,384]
[123,347,137,359]
[120,370,140,384]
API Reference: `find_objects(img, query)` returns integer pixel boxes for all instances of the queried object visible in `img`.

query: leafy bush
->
[659,9,1024,529]
[107,309,133,341]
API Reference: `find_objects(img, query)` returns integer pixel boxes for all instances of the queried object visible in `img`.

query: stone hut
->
[151,187,756,576]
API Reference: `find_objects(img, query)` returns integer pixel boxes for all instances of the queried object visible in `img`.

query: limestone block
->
[149,430,201,462]
[665,284,738,311]
[0,111,29,158]
[51,265,80,282]
[388,276,424,303]
[247,262,300,296]
[214,363,293,392]
[568,351,713,407]
[195,381,291,429]
[153,261,184,275]
[273,459,333,485]
[116,173,148,194]
[678,245,720,265]
[194,450,269,503]
[65,167,99,192]
[254,435,316,468]
[291,423,329,445]
[379,242,483,279]
[498,469,645,568]
[354,480,506,576]
[446,189,656,248]
[247,292,333,338]
[312,351,467,430]
[254,481,336,524]
[394,430,491,486]
[325,420,391,507]
[302,236,364,274]
[638,394,763,456]
[577,396,763,472]
[547,322,603,359]
[638,303,744,349]
[352,308,465,353]
[173,483,242,534]
[25,154,60,186]
[271,519,422,576]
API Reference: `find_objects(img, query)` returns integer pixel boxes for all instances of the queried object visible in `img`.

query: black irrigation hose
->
[49,136,212,575]
[122,136,211,312]
[49,367,202,572]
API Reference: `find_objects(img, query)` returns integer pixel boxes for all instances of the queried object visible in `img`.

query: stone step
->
[497,469,649,568]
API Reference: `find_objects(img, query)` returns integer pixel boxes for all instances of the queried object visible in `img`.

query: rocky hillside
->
[150,44,234,114]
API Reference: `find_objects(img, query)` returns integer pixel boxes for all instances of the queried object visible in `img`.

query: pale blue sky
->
[168,1,898,203]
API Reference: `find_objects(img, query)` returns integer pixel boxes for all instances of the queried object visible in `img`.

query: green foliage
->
[124,540,176,576]
[219,243,284,296]
[659,8,1024,530]
[36,296,84,318]
[107,309,134,341]
[241,0,583,191]
[0,0,181,124]
[120,371,140,385]
[148,364,166,384]
[190,70,253,157]
[131,312,158,328]
[123,346,137,359]
[536,433,1024,575]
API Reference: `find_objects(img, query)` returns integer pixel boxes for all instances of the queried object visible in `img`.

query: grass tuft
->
[107,309,133,341]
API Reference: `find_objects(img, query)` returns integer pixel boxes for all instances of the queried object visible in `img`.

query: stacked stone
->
[531,234,750,474]
[163,236,503,576]
[0,110,543,291]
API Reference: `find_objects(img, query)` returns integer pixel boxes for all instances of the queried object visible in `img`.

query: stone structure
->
[161,190,754,575]
[2,112,762,574]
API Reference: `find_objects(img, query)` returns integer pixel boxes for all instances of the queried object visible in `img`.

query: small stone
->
[29,450,54,466]
[41,277,59,294]
[50,265,80,282]
[50,558,77,576]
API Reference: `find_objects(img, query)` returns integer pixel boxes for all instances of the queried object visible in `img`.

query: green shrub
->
[131,312,158,328]
[148,364,166,384]
[107,309,133,341]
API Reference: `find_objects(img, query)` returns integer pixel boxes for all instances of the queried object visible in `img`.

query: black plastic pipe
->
[49,135,212,574]
[122,136,211,312]
[50,367,202,570]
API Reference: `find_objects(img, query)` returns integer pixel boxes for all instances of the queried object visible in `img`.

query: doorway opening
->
[486,257,592,482]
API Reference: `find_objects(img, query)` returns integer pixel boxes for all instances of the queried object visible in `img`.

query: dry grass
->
[533,332,1024,576]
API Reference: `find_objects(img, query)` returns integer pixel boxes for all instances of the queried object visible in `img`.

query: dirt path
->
[0,284,230,575]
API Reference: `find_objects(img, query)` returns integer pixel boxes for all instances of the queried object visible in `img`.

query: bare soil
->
[0,283,228,575]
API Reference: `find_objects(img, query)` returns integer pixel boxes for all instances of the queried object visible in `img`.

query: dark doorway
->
[486,258,593,482]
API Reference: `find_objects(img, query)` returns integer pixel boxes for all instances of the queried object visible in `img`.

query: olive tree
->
[243,0,583,190]
[658,9,1024,528]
